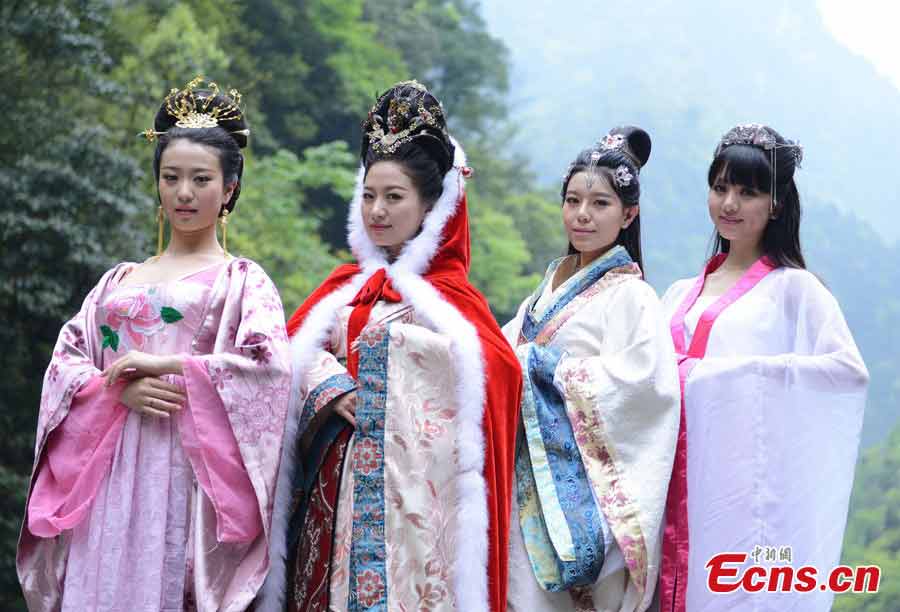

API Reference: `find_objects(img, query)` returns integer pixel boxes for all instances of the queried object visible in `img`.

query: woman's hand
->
[330,391,358,427]
[119,376,186,418]
[102,351,184,386]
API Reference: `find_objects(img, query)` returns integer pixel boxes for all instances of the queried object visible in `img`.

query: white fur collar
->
[259,140,491,612]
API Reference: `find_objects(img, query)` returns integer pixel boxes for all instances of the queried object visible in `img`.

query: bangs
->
[708,144,772,193]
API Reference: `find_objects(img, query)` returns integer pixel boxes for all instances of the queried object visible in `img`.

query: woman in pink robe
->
[16,78,291,612]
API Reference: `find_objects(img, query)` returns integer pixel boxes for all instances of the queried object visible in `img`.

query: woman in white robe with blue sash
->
[503,127,681,612]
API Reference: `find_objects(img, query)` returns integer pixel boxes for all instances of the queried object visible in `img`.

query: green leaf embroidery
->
[160,307,183,324]
[100,325,120,352]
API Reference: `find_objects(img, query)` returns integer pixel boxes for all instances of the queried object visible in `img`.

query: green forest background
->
[1,0,896,609]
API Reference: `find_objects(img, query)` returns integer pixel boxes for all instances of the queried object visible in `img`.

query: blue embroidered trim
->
[527,344,604,588]
[298,373,357,435]
[522,246,632,342]
[348,327,390,611]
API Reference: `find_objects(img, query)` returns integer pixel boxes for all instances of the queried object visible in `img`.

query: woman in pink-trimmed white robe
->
[658,124,869,612]
[17,80,290,612]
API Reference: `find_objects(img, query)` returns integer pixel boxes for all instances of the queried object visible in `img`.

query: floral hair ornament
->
[598,131,643,169]
[613,165,634,188]
[140,76,250,143]
[565,130,641,191]
[715,123,803,215]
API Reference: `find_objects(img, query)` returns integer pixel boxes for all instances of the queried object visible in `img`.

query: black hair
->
[707,129,805,269]
[152,90,247,214]
[364,140,446,207]
[560,126,652,272]
[360,81,454,208]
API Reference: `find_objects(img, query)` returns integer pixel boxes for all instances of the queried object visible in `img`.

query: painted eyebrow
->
[568,190,615,198]
[365,185,409,191]
[160,166,216,172]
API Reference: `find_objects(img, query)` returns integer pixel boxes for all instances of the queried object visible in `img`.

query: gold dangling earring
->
[220,208,230,257]
[157,205,165,256]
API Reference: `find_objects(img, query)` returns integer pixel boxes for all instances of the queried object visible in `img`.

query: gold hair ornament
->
[140,76,250,142]
[362,80,449,156]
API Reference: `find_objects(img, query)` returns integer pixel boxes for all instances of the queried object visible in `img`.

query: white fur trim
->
[256,274,367,612]
[348,138,468,278]
[347,165,389,273]
[260,141,490,611]
[387,270,489,611]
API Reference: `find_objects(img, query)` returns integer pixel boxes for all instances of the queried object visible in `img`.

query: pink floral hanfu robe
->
[17,258,291,612]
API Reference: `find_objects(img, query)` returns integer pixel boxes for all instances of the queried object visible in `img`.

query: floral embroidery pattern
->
[348,323,390,611]
[63,327,87,352]
[352,438,384,477]
[515,343,605,590]
[299,373,357,435]
[250,345,272,364]
[355,569,386,608]
[416,580,449,610]
[290,432,351,612]
[101,287,183,351]
[228,378,291,446]
[522,247,634,343]
[358,325,387,349]
[206,364,234,390]
[380,324,457,610]
[560,363,649,599]
[534,264,641,346]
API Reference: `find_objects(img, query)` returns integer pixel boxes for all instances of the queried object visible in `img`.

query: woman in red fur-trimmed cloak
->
[258,80,522,612]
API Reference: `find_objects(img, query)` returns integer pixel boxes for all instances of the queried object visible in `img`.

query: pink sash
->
[658,253,776,612]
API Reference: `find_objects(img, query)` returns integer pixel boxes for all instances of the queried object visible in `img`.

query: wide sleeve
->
[17,266,126,611]
[31,268,123,458]
[686,270,868,400]
[27,375,129,537]
[178,356,263,543]
[297,347,356,437]
[681,272,867,611]
[551,280,681,609]
[188,260,292,542]
[760,272,868,391]
[25,266,128,537]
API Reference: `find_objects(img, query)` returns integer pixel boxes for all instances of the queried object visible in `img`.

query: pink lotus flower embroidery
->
[104,290,166,349]
[101,288,183,351]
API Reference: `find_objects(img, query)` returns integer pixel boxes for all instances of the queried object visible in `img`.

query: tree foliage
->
[833,426,900,611]
[7,2,896,609]
[1,2,542,605]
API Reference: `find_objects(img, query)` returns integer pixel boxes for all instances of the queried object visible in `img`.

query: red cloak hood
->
[283,142,521,612]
